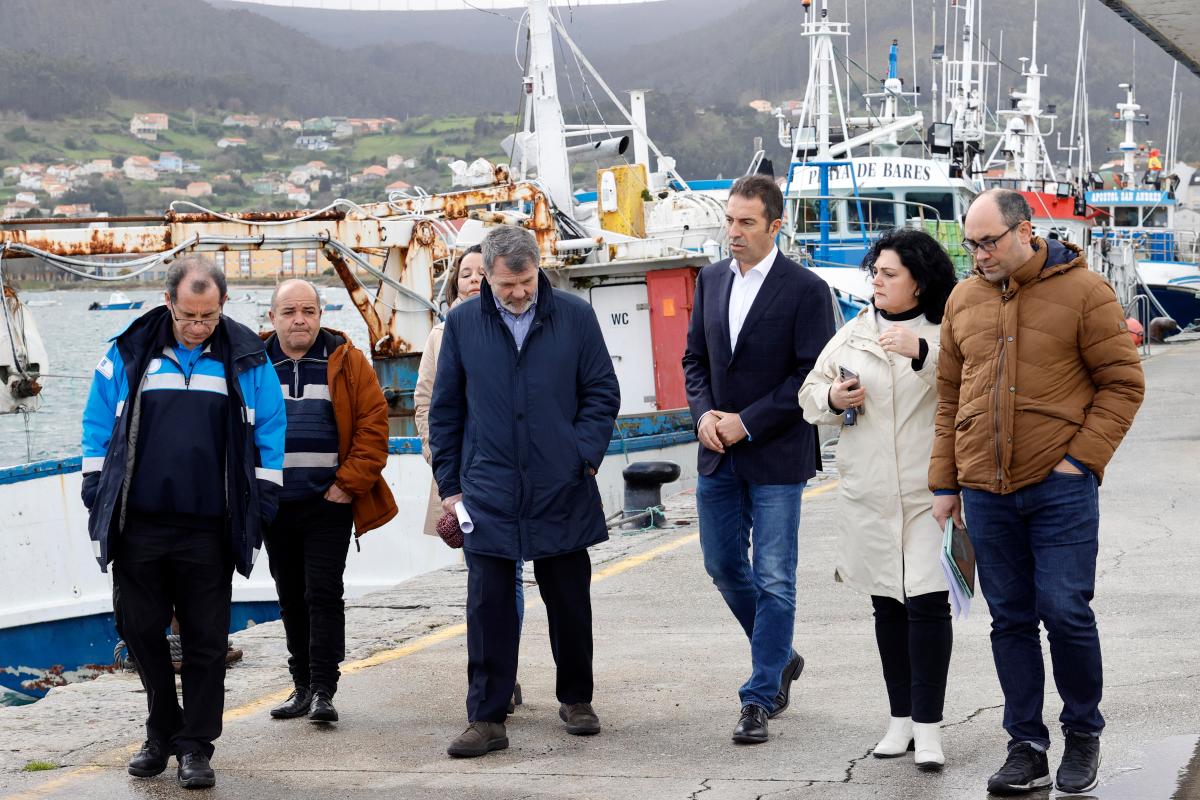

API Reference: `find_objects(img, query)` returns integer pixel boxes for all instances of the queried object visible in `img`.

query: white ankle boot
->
[873,716,913,758]
[913,721,945,771]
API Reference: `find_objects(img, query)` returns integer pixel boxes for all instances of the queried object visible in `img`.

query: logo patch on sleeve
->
[96,356,114,379]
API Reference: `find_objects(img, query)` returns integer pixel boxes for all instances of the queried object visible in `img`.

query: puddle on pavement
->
[1049,734,1200,799]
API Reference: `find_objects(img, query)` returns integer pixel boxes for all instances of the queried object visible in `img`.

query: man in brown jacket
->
[262,278,397,724]
[930,189,1144,795]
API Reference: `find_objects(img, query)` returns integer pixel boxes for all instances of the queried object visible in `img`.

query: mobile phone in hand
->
[838,365,861,426]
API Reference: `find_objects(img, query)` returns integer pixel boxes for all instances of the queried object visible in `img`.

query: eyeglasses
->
[170,308,221,328]
[961,221,1021,254]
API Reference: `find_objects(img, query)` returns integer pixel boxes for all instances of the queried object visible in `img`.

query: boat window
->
[845,193,896,232]
[1141,207,1169,228]
[1112,206,1139,227]
[790,198,841,236]
[904,192,954,223]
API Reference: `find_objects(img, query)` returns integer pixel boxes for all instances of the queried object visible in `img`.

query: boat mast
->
[525,0,574,214]
[1115,82,1146,188]
[987,0,1058,188]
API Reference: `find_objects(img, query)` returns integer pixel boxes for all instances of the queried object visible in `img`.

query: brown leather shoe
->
[559,702,601,736]
[447,721,508,758]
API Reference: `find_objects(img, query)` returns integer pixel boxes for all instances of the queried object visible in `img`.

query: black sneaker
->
[1056,730,1101,794]
[986,742,1051,795]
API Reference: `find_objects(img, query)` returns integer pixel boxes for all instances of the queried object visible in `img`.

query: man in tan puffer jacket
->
[930,189,1144,796]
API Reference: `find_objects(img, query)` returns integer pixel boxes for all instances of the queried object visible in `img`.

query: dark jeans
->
[264,495,353,695]
[871,592,953,723]
[113,515,233,759]
[963,469,1104,749]
[465,548,592,723]
[697,456,804,710]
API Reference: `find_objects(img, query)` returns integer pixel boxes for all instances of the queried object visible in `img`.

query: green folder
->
[941,519,976,599]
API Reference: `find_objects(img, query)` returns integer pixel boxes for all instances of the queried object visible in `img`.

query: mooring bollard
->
[621,461,681,530]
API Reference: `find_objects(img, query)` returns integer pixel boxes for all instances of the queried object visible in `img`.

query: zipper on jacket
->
[992,300,1008,485]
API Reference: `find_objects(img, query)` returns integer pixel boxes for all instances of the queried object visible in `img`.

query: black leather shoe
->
[269,687,313,719]
[127,739,168,777]
[447,721,508,758]
[176,751,215,789]
[308,691,338,723]
[1056,730,1101,794]
[732,704,769,744]
[769,651,805,719]
[987,742,1051,795]
[559,702,601,735]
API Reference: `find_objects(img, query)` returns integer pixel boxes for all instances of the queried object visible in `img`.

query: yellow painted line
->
[5,479,838,799]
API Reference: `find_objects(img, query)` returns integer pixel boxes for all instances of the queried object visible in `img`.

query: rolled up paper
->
[454,500,474,534]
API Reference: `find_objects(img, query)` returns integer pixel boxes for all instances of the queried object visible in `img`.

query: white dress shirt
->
[696,246,778,441]
[728,246,778,352]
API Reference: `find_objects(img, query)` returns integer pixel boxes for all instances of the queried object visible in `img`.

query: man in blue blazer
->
[682,174,835,744]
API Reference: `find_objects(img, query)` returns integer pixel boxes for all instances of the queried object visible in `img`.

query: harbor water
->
[0,286,368,469]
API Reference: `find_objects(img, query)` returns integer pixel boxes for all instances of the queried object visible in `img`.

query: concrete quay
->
[2,341,1198,800]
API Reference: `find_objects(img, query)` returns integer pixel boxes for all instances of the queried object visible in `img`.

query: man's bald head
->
[271,278,320,310]
[963,188,1035,284]
[269,279,323,358]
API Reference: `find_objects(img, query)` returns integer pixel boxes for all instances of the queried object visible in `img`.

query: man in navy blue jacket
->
[683,174,835,744]
[81,255,285,788]
[430,225,620,758]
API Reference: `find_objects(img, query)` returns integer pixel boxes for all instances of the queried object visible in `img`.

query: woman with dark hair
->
[799,227,957,772]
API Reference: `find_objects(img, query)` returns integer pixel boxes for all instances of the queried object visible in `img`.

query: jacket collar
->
[1003,236,1086,294]
[116,304,266,369]
[478,268,555,321]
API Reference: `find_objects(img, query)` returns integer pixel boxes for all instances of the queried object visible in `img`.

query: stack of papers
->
[939,518,976,619]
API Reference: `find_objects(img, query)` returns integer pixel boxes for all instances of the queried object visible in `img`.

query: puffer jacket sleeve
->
[250,360,287,525]
[1065,280,1145,476]
[333,347,391,496]
[414,324,444,466]
[572,306,621,469]
[80,344,125,510]
[799,325,849,427]
[928,305,963,493]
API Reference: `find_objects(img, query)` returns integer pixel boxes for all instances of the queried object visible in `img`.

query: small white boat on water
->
[87,292,143,311]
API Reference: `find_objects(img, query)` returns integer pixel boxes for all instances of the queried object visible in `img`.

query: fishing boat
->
[86,292,144,311]
[774,1,982,317]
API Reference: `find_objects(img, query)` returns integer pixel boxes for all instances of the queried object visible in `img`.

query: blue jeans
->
[963,469,1104,750]
[697,456,804,710]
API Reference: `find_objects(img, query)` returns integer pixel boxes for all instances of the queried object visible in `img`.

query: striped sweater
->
[268,330,343,502]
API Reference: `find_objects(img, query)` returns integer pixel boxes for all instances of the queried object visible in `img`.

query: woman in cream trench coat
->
[798,228,958,772]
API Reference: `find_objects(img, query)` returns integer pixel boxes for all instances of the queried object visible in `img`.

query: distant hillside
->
[0,0,515,118]
[0,0,1197,165]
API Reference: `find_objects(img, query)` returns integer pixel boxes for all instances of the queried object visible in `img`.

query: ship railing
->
[1093,226,1200,266]
[1125,294,1154,357]
[781,195,973,276]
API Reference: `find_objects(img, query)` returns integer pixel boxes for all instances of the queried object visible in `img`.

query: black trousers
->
[465,547,593,723]
[263,495,353,695]
[113,516,233,758]
[871,591,953,724]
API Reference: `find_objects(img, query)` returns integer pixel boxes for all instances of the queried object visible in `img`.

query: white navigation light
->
[928,123,953,155]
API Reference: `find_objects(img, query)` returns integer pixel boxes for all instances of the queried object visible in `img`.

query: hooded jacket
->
[929,237,1145,495]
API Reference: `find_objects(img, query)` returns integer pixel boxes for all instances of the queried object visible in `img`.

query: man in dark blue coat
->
[430,224,620,758]
[683,174,835,744]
